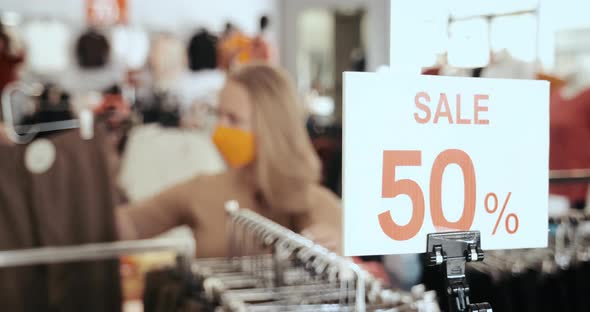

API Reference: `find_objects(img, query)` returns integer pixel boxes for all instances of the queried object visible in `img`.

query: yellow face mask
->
[212,126,255,168]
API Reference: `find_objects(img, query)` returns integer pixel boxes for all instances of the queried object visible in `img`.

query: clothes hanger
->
[214,201,436,311]
[2,82,94,144]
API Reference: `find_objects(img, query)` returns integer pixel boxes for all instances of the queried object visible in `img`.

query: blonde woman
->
[117,63,341,257]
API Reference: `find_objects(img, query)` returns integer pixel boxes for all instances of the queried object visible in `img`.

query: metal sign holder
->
[425,231,492,312]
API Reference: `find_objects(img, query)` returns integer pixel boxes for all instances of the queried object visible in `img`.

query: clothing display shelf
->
[550,169,590,184]
[460,212,590,312]
[0,236,196,277]
[197,201,441,312]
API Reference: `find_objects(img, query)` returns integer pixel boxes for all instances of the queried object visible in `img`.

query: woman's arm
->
[117,179,196,240]
[296,186,343,253]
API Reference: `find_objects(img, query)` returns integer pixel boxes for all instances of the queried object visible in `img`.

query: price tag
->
[343,72,549,256]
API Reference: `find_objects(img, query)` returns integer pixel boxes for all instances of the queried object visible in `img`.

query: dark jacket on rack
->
[0,127,122,312]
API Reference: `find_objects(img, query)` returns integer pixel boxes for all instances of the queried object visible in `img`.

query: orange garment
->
[217,32,252,70]
[549,87,590,204]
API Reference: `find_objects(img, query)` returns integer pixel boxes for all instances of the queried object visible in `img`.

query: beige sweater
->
[117,169,342,258]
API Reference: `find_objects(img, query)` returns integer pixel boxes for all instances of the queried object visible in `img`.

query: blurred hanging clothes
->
[21,19,70,74]
[94,86,131,120]
[181,70,224,108]
[217,27,252,70]
[0,51,24,90]
[59,29,124,101]
[250,35,271,62]
[0,28,25,93]
[149,34,187,91]
[94,86,132,154]
[250,15,277,64]
[188,30,218,72]
[185,30,225,127]
[422,67,441,75]
[137,34,185,127]
[0,127,122,312]
[481,50,536,80]
[111,26,150,71]
[550,80,590,208]
[185,30,225,104]
[141,34,200,115]
[135,91,182,128]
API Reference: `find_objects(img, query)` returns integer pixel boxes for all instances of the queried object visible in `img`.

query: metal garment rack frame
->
[225,201,369,312]
[425,231,492,312]
[0,237,196,276]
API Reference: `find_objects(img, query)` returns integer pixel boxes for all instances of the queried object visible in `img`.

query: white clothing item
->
[22,20,71,73]
[118,124,226,202]
[482,58,535,80]
[439,66,472,77]
[560,71,590,100]
[57,62,124,114]
[549,195,570,217]
[59,62,125,94]
[168,70,226,113]
[111,26,150,70]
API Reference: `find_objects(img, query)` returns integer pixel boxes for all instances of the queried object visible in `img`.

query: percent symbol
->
[485,192,519,235]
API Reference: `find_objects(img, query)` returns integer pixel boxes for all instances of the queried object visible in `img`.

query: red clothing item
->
[0,53,24,91]
[250,36,271,61]
[549,87,590,204]
[422,67,441,76]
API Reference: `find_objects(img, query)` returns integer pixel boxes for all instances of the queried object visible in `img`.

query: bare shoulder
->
[299,185,342,229]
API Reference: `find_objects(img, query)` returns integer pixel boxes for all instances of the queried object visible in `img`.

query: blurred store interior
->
[1,0,590,311]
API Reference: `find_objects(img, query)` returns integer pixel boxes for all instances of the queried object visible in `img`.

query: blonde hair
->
[229,63,321,212]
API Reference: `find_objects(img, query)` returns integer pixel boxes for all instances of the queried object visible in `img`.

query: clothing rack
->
[0,237,196,275]
[224,200,368,311]
[447,213,590,312]
[184,201,439,311]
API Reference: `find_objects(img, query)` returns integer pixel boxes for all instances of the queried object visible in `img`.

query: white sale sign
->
[343,72,549,256]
